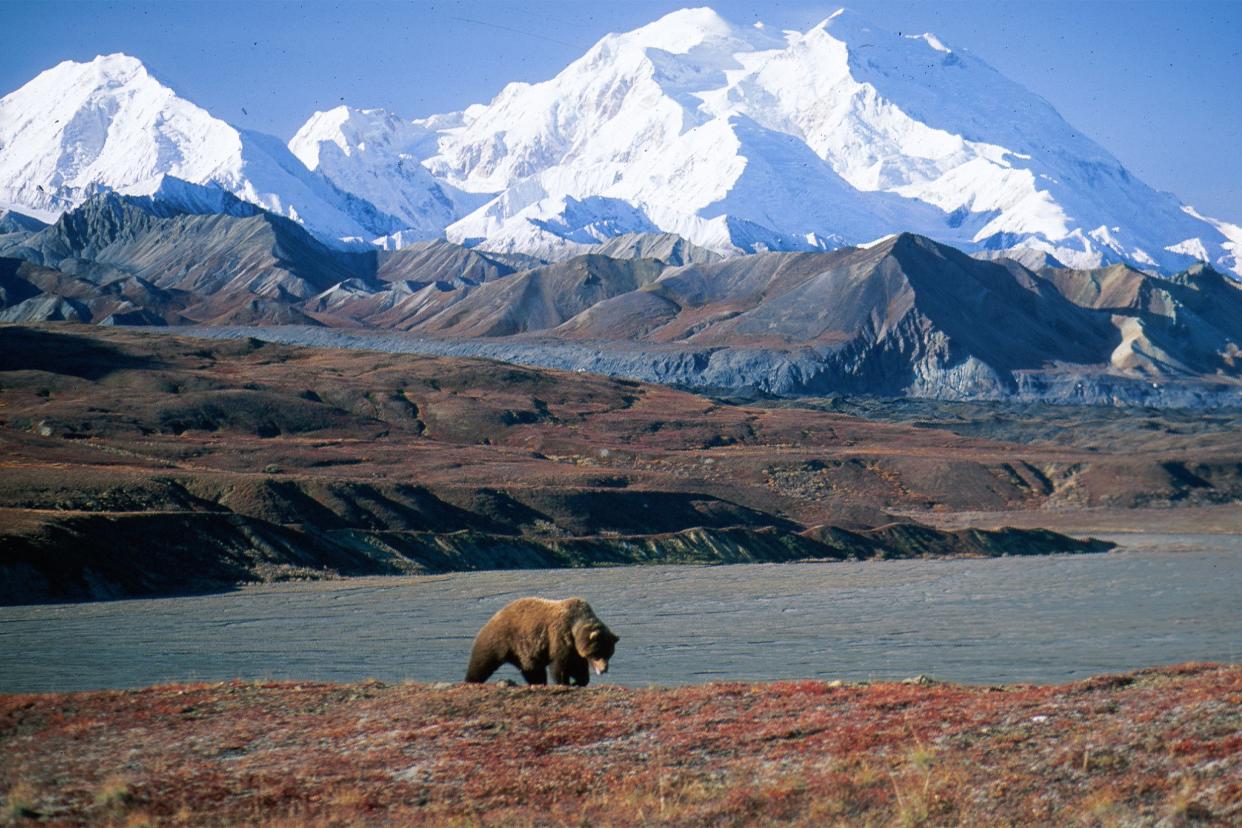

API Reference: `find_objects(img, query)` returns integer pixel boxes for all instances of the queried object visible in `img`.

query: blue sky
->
[2,0,1239,220]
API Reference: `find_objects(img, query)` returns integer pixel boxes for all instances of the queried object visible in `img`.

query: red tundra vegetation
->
[1,663,1238,826]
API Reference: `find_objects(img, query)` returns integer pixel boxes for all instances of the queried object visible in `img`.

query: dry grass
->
[1,783,38,822]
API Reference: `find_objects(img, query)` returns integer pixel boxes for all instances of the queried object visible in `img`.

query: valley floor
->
[1,664,1237,826]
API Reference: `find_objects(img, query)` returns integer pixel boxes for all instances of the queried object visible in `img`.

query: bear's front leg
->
[551,659,588,686]
[554,657,590,687]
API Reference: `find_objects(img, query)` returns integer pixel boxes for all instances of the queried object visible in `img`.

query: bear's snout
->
[590,658,609,675]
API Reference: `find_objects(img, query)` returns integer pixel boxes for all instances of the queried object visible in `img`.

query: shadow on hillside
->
[0,325,161,379]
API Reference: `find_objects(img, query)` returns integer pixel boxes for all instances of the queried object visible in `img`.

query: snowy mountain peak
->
[617,6,742,53]
[74,51,149,80]
[35,52,155,89]
[813,8,949,54]
[290,106,365,168]
[0,53,236,220]
[406,6,1238,273]
[0,54,392,243]
[290,106,414,169]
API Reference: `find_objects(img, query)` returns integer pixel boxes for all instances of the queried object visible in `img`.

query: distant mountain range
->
[3,193,1241,406]
[1,7,1239,276]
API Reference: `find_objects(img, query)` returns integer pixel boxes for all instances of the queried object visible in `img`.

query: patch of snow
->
[907,33,951,54]
[1166,237,1209,262]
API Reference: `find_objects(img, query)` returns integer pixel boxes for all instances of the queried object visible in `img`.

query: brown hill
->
[7,323,1242,603]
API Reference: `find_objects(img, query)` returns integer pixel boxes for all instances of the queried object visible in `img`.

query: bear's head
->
[574,623,619,675]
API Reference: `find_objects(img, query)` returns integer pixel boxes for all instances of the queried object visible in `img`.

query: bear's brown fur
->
[465,597,619,686]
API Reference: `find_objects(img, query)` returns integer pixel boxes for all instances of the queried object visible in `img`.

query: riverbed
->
[2,533,1238,692]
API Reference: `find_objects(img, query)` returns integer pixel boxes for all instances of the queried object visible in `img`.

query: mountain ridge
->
[5,190,1242,406]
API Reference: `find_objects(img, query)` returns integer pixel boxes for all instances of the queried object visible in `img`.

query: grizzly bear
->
[465,597,619,686]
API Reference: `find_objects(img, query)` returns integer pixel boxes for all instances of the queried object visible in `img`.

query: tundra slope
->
[1,664,1238,825]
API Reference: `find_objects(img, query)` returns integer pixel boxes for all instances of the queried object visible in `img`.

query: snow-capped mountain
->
[2,10,1239,275]
[399,7,1239,272]
[0,54,398,244]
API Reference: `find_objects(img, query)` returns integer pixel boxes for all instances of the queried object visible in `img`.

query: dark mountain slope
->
[12,193,369,300]
[550,234,1120,394]
[0,209,47,249]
